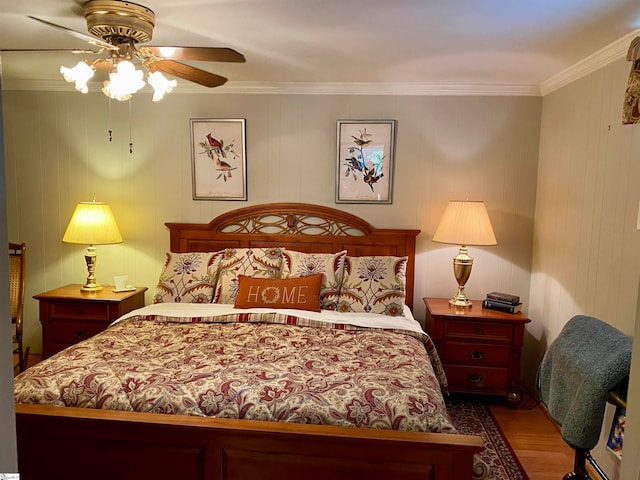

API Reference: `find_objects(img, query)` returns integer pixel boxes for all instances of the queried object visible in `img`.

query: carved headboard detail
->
[166,203,420,306]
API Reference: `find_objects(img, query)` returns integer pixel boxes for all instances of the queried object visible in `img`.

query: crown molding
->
[0,78,540,96]
[189,81,541,96]
[540,28,640,96]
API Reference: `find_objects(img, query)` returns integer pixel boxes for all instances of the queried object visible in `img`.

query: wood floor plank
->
[489,399,576,479]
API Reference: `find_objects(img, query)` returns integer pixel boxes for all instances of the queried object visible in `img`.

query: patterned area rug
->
[447,398,529,480]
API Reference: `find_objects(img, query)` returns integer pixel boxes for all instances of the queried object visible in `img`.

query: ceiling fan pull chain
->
[108,98,113,142]
[128,99,133,154]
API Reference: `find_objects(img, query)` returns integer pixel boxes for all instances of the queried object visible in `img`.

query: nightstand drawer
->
[51,321,107,344]
[445,364,509,390]
[441,341,511,367]
[445,319,513,342]
[424,297,530,404]
[36,284,148,359]
[49,301,110,321]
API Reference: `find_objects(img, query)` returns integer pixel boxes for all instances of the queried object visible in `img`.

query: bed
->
[14,202,483,480]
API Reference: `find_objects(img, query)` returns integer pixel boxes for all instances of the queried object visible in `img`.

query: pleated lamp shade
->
[62,201,122,292]
[432,200,497,247]
[63,202,123,245]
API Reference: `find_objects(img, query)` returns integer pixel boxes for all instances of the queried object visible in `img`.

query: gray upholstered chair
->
[538,315,631,480]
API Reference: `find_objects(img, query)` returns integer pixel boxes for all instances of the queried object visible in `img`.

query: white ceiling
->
[1,0,640,95]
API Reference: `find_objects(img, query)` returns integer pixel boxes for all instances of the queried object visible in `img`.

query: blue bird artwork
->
[343,128,385,192]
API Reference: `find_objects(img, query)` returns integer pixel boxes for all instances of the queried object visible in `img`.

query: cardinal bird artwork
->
[206,133,225,157]
[199,132,240,182]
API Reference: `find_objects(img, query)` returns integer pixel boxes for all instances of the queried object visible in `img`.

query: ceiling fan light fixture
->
[102,59,145,101]
[30,0,243,102]
[60,60,95,93]
[84,0,155,44]
[147,71,177,102]
[101,80,130,102]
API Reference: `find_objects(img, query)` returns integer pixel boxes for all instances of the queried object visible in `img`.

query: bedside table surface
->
[34,284,147,302]
[424,297,531,324]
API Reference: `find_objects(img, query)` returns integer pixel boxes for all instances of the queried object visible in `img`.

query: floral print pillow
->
[153,251,223,303]
[214,247,284,304]
[338,255,408,316]
[280,250,347,310]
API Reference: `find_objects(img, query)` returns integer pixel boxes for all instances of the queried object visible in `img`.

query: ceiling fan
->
[18,0,245,100]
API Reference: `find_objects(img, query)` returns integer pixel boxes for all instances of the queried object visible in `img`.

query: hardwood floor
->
[12,352,41,377]
[14,354,576,479]
[488,394,576,480]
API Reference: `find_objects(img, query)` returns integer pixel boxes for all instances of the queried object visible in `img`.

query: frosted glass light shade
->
[101,60,145,101]
[148,71,177,102]
[60,61,95,94]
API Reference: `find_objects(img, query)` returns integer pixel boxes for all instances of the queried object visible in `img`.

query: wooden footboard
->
[16,404,483,480]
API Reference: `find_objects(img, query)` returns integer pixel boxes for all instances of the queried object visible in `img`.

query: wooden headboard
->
[165,203,420,306]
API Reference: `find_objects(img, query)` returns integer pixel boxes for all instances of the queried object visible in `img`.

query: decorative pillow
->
[234,274,323,311]
[338,255,408,316]
[280,250,347,310]
[214,247,284,304]
[153,251,223,304]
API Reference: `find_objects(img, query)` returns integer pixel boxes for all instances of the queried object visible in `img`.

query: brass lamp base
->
[81,245,103,292]
[449,245,473,308]
[449,291,472,308]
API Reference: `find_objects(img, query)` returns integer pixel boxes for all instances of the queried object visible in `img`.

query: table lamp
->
[432,200,497,308]
[62,201,123,292]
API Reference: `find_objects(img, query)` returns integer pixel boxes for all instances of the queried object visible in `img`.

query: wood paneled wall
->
[531,57,640,479]
[2,91,541,352]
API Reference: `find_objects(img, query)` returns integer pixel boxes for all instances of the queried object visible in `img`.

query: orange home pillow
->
[234,274,323,312]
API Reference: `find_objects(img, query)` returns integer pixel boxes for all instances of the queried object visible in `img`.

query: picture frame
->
[335,119,396,204]
[190,118,247,200]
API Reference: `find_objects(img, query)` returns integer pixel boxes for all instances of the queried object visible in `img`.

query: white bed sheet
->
[114,303,425,335]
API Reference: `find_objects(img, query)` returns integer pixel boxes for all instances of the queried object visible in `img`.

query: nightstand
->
[35,284,147,358]
[424,297,531,404]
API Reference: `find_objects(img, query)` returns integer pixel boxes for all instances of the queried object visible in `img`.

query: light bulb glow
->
[101,60,146,101]
[60,56,174,102]
[148,71,177,101]
[60,61,95,94]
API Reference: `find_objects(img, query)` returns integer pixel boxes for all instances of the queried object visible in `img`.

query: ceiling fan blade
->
[0,48,100,54]
[141,46,245,63]
[28,16,118,51]
[151,59,228,88]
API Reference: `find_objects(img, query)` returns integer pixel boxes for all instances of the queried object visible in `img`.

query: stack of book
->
[482,292,522,313]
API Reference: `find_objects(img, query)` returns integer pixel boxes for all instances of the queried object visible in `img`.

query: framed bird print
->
[335,119,396,204]
[191,118,247,200]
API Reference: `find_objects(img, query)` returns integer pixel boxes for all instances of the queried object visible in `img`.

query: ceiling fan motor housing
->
[84,0,155,44]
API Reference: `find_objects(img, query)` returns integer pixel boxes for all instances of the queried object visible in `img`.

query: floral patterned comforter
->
[14,305,455,433]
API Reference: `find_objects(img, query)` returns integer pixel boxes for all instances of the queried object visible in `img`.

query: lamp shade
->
[62,202,123,245]
[432,200,497,246]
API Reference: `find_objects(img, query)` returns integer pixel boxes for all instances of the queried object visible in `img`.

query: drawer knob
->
[74,330,88,340]
[467,373,483,383]
[469,350,484,360]
[75,308,84,315]
[474,327,483,334]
